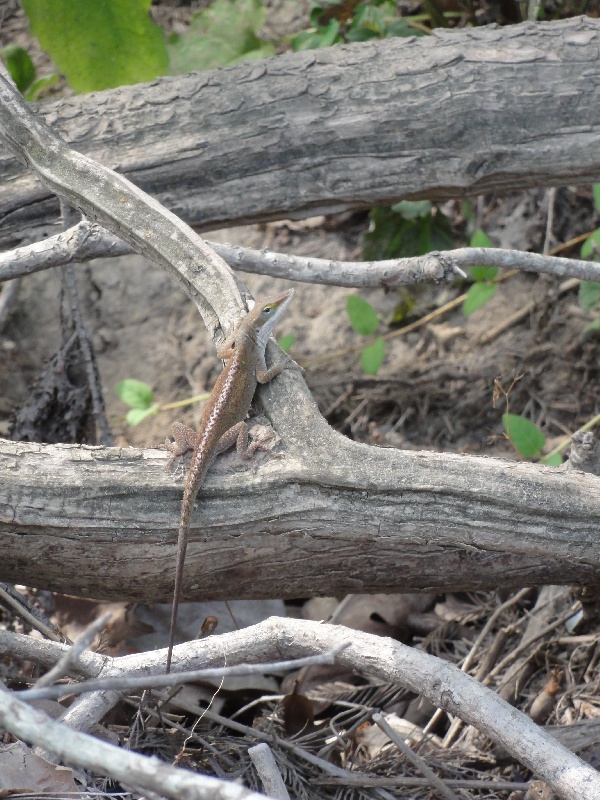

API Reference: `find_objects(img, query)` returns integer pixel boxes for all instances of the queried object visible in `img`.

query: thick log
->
[1,16,600,249]
[1,434,599,601]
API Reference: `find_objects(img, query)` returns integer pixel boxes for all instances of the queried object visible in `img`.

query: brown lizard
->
[164,290,294,672]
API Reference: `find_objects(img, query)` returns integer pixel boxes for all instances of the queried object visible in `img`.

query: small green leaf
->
[290,19,340,51]
[581,228,600,259]
[470,228,493,249]
[541,452,563,466]
[278,334,296,353]
[347,295,379,336]
[503,413,546,458]
[593,184,600,214]
[0,45,35,93]
[126,405,159,427]
[361,337,385,375]
[469,265,498,282]
[468,229,496,281]
[116,379,154,409]
[390,200,432,220]
[24,73,59,101]
[578,281,600,312]
[463,282,496,316]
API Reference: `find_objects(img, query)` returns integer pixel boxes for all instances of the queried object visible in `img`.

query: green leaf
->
[116,379,154,409]
[290,19,340,51]
[468,229,497,281]
[585,318,600,334]
[347,295,379,336]
[168,0,276,71]
[593,184,600,214]
[278,334,296,353]
[126,405,159,427]
[581,228,600,259]
[22,0,168,92]
[463,282,496,316]
[361,337,385,375]
[503,413,546,458]
[0,45,35,92]
[469,265,498,282]
[390,200,432,220]
[470,228,493,249]
[24,73,59,101]
[540,452,563,466]
[578,281,600,312]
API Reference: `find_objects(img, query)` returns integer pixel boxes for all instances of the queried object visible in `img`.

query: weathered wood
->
[1,17,600,250]
[1,436,599,601]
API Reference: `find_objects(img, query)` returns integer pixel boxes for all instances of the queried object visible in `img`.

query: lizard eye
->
[263,305,273,314]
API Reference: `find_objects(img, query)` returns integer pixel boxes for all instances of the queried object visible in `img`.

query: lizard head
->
[252,289,294,348]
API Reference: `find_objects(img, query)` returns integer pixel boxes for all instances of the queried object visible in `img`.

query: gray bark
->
[2,16,600,250]
[1,435,599,602]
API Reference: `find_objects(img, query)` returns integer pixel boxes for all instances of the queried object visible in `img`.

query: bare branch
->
[3,219,600,286]
[20,644,350,701]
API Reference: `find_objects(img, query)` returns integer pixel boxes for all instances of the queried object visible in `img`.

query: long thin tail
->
[166,519,189,673]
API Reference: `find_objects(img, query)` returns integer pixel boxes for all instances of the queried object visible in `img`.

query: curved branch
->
[2,619,599,800]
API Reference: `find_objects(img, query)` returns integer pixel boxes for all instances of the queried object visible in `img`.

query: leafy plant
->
[290,0,426,50]
[0,44,58,101]
[116,379,159,427]
[363,201,454,262]
[167,0,275,74]
[463,228,497,316]
[21,0,168,93]
[346,295,385,375]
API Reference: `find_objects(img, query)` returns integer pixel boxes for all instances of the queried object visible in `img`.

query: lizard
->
[163,289,294,673]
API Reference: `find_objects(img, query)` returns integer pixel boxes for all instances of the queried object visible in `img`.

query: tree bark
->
[1,16,600,250]
[1,435,599,602]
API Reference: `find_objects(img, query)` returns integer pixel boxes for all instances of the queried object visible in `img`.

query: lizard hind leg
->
[163,422,199,472]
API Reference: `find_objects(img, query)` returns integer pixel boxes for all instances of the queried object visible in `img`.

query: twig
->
[2,218,600,287]
[484,602,578,686]
[478,276,580,345]
[248,743,291,800]
[0,686,268,800]
[0,584,64,643]
[34,611,113,689]
[439,588,531,746]
[372,712,459,800]
[19,644,351,701]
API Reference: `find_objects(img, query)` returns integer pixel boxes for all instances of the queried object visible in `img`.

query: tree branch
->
[3,218,600,286]
[1,437,599,600]
[2,618,599,800]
